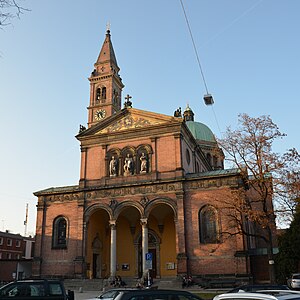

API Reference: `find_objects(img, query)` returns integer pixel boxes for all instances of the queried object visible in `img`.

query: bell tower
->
[87,29,124,127]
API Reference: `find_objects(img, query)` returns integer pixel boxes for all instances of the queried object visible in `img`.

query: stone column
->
[82,221,88,277]
[109,220,117,278]
[140,218,148,275]
[175,191,188,274]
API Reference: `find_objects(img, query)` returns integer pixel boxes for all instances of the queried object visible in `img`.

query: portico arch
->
[114,204,142,278]
[85,206,111,279]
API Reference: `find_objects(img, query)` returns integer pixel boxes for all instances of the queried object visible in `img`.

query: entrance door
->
[136,230,160,278]
[149,248,157,278]
[92,253,99,278]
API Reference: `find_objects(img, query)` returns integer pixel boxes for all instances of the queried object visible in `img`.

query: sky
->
[0,0,299,236]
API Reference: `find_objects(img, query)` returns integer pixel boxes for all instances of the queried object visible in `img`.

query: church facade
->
[33,30,273,283]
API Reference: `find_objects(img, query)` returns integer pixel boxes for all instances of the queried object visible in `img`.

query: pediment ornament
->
[98,116,160,134]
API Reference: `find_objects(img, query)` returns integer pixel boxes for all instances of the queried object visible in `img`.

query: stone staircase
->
[64,279,105,292]
[64,277,181,292]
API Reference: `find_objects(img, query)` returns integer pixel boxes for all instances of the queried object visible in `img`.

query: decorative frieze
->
[85,182,182,199]
[41,177,238,203]
[186,177,240,190]
[47,193,82,202]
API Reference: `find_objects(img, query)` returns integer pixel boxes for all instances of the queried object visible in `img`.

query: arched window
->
[96,88,101,102]
[52,216,68,249]
[199,206,219,244]
[101,87,106,100]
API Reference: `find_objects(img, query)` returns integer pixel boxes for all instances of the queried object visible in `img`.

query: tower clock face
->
[94,109,106,120]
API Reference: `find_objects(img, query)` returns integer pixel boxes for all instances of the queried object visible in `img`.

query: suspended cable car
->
[203,94,214,106]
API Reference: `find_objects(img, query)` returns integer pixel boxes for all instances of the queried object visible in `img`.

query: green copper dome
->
[186,121,216,143]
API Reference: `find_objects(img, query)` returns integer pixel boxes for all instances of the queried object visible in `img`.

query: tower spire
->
[87,29,124,127]
[95,27,118,67]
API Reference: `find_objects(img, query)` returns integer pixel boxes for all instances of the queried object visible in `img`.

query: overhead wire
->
[179,0,264,137]
[179,0,209,95]
[179,0,222,135]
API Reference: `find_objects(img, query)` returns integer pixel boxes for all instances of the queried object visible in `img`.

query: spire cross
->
[125,94,132,102]
[106,21,111,32]
[124,94,132,108]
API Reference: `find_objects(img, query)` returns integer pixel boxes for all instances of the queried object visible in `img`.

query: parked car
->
[288,274,300,290]
[113,289,203,300]
[0,279,74,300]
[228,284,290,293]
[86,288,137,300]
[214,291,300,300]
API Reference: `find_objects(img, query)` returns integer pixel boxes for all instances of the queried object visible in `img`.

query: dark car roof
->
[6,279,63,283]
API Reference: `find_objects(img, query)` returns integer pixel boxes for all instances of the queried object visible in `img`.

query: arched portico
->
[84,206,111,279]
[84,198,177,279]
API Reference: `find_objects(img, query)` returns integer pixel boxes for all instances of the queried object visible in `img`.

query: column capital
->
[140,218,148,226]
[109,220,117,229]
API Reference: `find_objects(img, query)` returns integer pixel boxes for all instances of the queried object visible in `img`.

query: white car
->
[213,291,300,300]
[288,274,300,289]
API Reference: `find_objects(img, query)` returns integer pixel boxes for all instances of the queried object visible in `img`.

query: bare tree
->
[276,148,300,221]
[218,113,300,283]
[0,0,27,27]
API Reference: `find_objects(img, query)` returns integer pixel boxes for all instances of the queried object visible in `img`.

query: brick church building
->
[33,30,275,284]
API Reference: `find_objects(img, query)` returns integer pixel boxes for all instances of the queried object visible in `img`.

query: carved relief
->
[85,183,182,199]
[140,196,149,206]
[97,116,161,134]
[186,177,240,190]
[47,193,82,202]
[109,199,118,210]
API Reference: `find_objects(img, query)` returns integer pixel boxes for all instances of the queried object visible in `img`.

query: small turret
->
[183,104,194,122]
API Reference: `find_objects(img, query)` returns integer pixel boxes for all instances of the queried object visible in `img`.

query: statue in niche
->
[124,154,133,176]
[109,156,118,176]
[140,152,148,173]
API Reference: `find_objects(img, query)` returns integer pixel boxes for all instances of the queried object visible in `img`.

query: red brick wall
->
[184,188,248,276]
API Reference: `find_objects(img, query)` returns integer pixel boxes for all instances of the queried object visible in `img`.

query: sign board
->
[145,252,153,261]
[145,252,153,269]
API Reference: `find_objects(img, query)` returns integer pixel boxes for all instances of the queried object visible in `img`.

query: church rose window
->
[52,217,68,249]
[199,206,219,244]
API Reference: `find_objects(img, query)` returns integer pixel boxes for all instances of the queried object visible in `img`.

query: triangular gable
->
[77,108,183,138]
[98,109,182,134]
